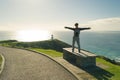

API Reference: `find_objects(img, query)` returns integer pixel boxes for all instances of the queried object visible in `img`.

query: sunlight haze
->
[17,30,51,42]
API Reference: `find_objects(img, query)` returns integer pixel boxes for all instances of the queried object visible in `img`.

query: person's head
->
[74,23,79,28]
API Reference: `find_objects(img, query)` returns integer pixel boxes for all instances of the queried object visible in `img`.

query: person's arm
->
[64,27,74,30]
[79,27,91,30]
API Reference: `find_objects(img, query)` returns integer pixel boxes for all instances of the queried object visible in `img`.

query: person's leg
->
[76,37,80,53]
[72,37,75,52]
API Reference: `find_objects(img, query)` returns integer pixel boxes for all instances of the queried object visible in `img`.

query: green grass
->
[0,39,71,52]
[30,48,63,57]
[0,55,2,70]
[96,58,120,80]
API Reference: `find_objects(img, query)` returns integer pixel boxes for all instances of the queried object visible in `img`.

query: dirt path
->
[0,46,77,80]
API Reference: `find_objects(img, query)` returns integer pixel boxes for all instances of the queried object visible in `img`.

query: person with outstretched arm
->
[65,23,91,53]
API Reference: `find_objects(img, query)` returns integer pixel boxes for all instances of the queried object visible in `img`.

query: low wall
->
[63,48,97,68]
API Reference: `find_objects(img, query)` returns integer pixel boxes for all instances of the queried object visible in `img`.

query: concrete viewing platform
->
[63,48,97,67]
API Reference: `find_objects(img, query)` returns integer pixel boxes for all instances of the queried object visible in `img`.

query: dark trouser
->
[72,36,80,53]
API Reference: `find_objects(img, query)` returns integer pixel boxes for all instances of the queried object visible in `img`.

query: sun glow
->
[17,30,51,42]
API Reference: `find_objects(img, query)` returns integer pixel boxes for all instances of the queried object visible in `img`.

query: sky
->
[0,0,120,31]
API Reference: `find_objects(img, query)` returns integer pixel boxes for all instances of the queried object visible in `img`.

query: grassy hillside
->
[0,39,71,52]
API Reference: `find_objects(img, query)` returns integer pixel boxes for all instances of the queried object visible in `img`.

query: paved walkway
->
[0,46,77,80]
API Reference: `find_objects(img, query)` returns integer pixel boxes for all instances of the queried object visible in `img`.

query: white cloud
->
[81,17,120,31]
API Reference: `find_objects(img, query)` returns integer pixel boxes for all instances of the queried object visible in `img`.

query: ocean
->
[53,31,120,61]
[0,31,120,61]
